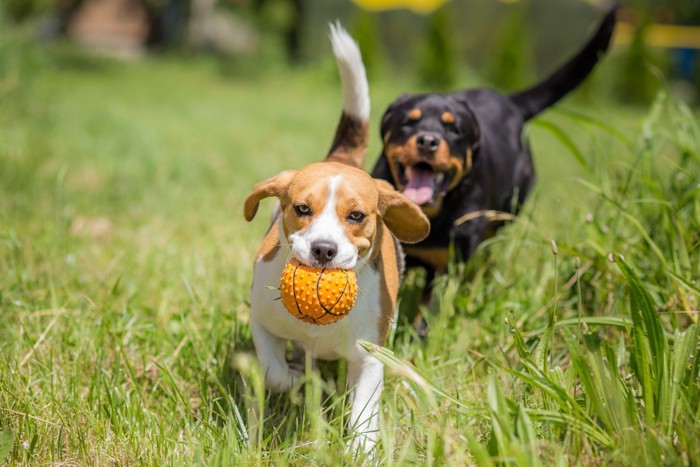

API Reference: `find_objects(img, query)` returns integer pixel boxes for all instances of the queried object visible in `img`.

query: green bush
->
[485,5,534,92]
[352,11,382,80]
[616,23,662,104]
[418,6,456,91]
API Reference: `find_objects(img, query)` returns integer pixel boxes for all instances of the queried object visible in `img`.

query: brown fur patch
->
[408,108,422,120]
[372,223,400,343]
[447,155,465,191]
[244,170,297,222]
[420,202,442,219]
[326,112,369,169]
[403,246,450,272]
[386,137,453,175]
[280,173,331,240]
[278,163,383,257]
[255,219,281,262]
[333,173,380,258]
[441,112,455,124]
[375,179,430,243]
[385,137,458,186]
[384,143,410,191]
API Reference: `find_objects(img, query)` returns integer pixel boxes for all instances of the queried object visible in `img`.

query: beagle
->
[243,25,430,450]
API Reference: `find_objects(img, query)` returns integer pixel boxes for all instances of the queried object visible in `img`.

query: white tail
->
[329,22,370,122]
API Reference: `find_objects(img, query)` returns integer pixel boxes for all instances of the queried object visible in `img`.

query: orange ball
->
[280,259,358,325]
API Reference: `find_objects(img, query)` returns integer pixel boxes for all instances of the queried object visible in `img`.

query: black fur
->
[371,8,617,280]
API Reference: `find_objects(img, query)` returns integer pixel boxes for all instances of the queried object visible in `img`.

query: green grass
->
[1,30,698,465]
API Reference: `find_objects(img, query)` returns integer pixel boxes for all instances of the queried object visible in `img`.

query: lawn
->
[1,31,698,465]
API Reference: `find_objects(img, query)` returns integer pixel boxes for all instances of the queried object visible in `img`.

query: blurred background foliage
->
[1,2,698,464]
[0,0,698,105]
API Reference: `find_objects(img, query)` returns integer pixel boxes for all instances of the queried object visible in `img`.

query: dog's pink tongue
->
[403,169,435,205]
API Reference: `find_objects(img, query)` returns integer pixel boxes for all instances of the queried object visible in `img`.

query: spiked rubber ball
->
[280,259,358,325]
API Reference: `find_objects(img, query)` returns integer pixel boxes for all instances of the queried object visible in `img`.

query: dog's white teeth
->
[435,173,445,185]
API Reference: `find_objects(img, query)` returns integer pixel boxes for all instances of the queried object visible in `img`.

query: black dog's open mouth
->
[399,162,452,206]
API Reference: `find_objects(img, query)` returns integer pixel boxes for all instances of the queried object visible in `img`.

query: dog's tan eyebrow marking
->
[441,112,455,124]
[408,108,422,120]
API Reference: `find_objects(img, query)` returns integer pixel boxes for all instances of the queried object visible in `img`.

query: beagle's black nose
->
[311,241,337,265]
[416,133,440,154]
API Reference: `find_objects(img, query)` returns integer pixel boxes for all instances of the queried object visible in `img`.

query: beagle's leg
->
[250,319,301,392]
[347,349,384,452]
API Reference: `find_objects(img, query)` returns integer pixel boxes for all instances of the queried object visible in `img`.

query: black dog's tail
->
[509,7,617,121]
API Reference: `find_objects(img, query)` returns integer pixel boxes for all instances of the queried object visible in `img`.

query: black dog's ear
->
[380,93,413,137]
[450,92,482,152]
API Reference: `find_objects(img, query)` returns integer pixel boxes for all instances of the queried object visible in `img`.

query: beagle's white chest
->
[249,244,382,361]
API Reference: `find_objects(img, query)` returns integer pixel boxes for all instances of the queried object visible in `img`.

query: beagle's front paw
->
[348,430,379,455]
[264,365,303,393]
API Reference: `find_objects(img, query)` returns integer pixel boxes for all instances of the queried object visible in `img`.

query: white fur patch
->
[289,175,358,269]
[329,22,370,122]
[250,218,384,452]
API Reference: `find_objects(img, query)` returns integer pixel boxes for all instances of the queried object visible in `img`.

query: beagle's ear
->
[244,170,296,221]
[375,179,430,244]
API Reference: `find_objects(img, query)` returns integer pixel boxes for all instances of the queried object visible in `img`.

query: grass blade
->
[669,324,699,435]
[524,316,632,337]
[358,340,483,415]
[553,107,633,146]
[0,428,13,463]
[491,359,586,419]
[615,254,670,424]
[465,429,495,466]
[533,119,589,171]
[524,410,613,448]
[515,405,540,466]
[486,376,514,458]
[667,271,700,295]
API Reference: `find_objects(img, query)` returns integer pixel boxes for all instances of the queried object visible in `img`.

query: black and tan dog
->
[371,9,617,306]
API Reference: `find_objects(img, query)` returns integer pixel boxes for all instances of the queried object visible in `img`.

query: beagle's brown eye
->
[347,210,366,223]
[294,204,312,217]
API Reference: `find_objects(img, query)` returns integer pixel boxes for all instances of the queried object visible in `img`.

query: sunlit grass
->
[1,30,698,465]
